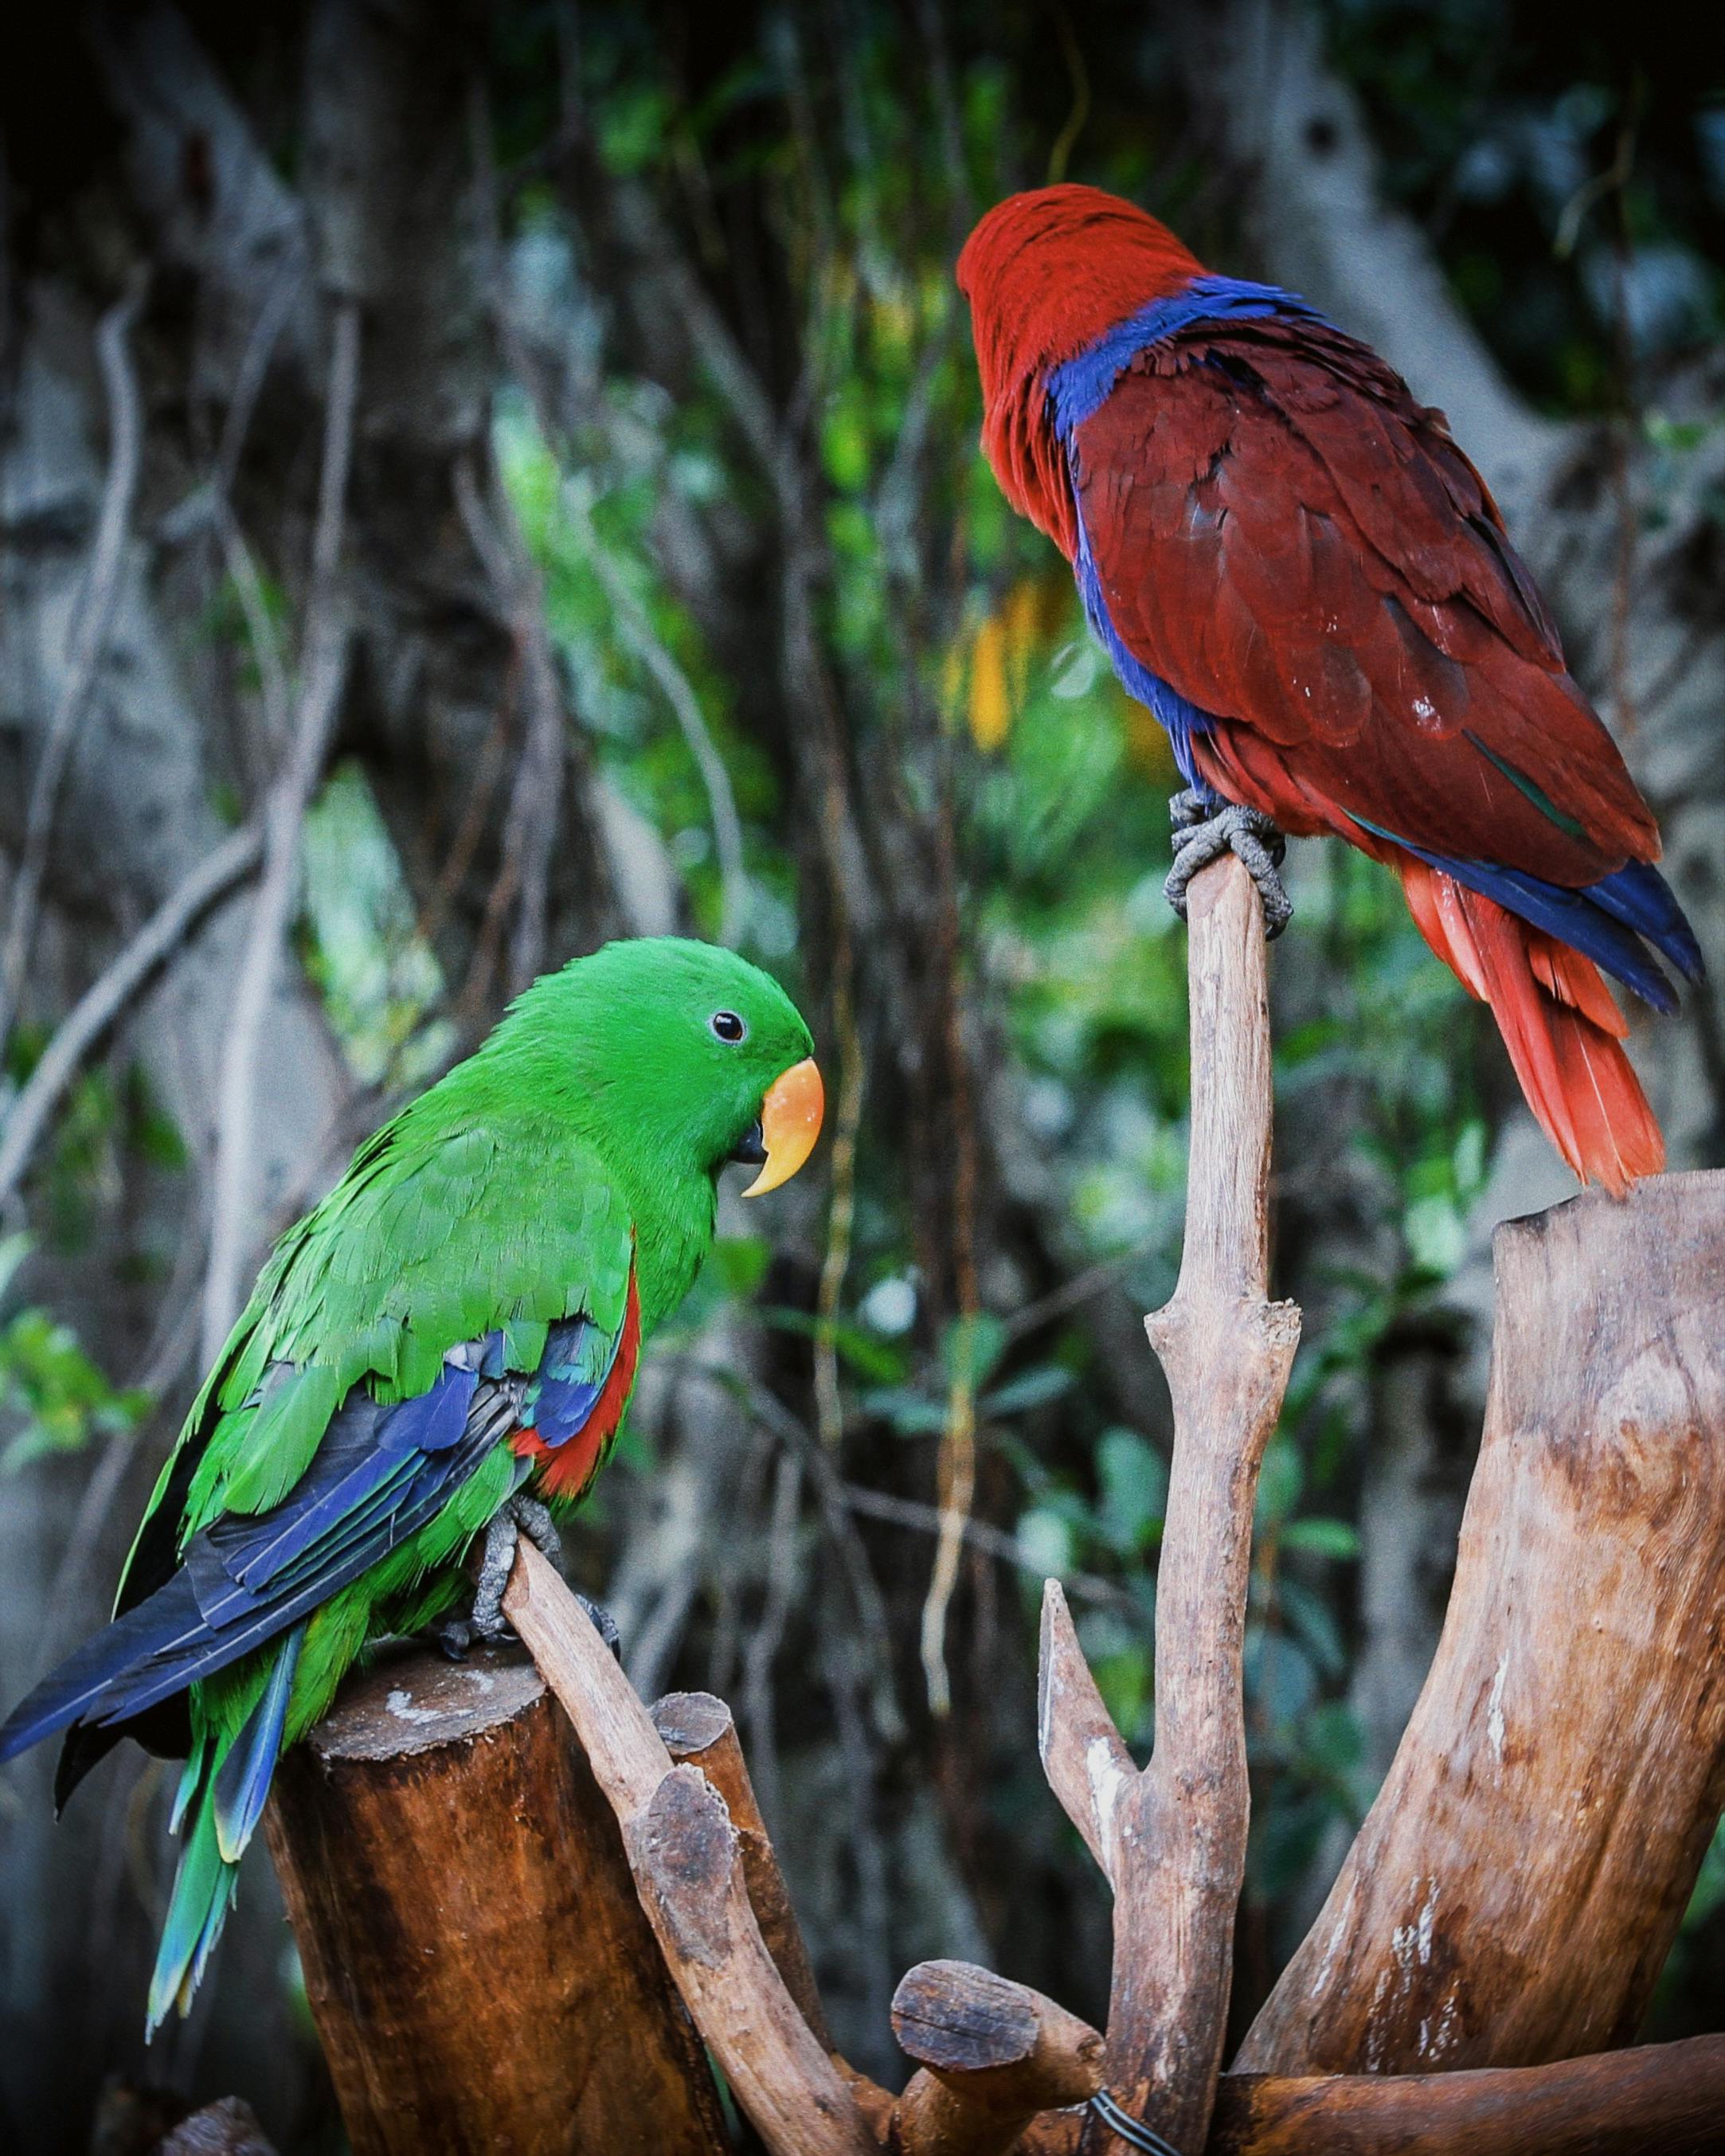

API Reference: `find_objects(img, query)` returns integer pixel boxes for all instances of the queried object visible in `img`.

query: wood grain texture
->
[1207,2039,1725,2154]
[1239,1170,1725,2076]
[889,1959,1104,2156]
[503,1544,877,2156]
[652,1687,833,2044]
[265,1640,729,2156]
[1038,857,1300,2156]
[503,1535,671,1814]
[624,1766,879,2156]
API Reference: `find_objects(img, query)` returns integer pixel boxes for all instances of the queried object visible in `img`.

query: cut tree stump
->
[265,1638,729,2156]
[651,1687,832,2044]
[501,1539,880,2156]
[1238,1171,1725,2077]
[889,1958,1105,2155]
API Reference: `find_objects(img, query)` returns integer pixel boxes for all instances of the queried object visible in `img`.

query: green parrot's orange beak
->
[741,1057,824,1197]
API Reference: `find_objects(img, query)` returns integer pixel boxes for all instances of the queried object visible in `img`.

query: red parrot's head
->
[957,185,1205,553]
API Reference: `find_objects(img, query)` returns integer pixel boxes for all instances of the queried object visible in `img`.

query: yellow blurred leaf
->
[968,613,1011,750]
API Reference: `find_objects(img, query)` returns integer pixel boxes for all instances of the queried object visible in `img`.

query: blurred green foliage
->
[0,1235,149,1471]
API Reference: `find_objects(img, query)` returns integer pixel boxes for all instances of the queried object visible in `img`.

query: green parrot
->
[0,937,823,2033]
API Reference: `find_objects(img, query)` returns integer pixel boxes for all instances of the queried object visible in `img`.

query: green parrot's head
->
[496,937,823,1196]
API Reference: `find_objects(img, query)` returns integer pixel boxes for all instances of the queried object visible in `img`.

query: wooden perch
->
[1207,2036,1725,2154]
[265,1640,728,2155]
[1238,1169,1725,2078]
[1039,855,1300,2155]
[652,1687,832,2044]
[890,1958,1104,2155]
[156,2099,279,2156]
[501,1540,879,2156]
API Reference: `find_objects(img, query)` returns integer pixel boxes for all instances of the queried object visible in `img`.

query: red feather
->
[1398,859,1660,1193]
[509,1265,642,1503]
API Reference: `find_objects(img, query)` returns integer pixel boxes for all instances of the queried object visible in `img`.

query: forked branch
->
[1040,855,1300,2156]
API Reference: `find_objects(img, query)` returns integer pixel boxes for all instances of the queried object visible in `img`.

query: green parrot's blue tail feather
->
[169,1738,206,1836]
[146,1795,237,2040]
[211,1628,303,1864]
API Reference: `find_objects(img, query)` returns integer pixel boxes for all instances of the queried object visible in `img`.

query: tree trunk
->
[265,1640,730,2156]
[1238,1172,1725,2075]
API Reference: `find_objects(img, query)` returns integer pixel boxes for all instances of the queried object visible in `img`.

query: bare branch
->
[843,1485,1144,1622]
[1036,1581,1136,1881]
[1209,2038,1725,2155]
[1027,856,1299,2156]
[651,1688,832,2045]
[201,301,361,1362]
[0,272,149,1055]
[560,483,749,946]
[0,826,262,1210]
[623,1769,877,2156]
[452,455,566,995]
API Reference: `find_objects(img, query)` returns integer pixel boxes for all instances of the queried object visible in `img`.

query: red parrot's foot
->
[1166,789,1293,939]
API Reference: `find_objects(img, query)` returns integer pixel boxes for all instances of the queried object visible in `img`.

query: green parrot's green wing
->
[116,1113,634,1609]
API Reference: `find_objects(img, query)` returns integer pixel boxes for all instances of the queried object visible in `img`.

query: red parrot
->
[958,185,1702,1193]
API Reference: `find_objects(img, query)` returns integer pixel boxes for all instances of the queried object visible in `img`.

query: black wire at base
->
[1086,2088,1184,2156]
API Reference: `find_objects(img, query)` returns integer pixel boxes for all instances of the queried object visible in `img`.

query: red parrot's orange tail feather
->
[1397,861,1664,1195]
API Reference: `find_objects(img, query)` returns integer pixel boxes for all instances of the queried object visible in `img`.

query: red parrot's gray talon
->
[1166,796,1293,939]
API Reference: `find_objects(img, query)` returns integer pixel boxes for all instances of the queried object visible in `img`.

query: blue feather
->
[0,1572,208,1763]
[522,1314,618,1449]
[146,1800,234,2040]
[1046,276,1332,442]
[169,1735,206,1837]
[211,1626,303,1862]
[1344,814,1683,1011]
[0,1405,504,1759]
[1587,859,1704,981]
[378,1361,479,1454]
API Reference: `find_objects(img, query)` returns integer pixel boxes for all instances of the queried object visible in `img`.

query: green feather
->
[219,1364,344,1515]
[503,1316,549,1371]
[1465,730,1590,841]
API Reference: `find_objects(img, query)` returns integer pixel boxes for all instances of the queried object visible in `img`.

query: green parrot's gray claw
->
[465,1493,565,1644]
[433,1615,475,1661]
[575,1591,622,1661]
[510,1493,561,1563]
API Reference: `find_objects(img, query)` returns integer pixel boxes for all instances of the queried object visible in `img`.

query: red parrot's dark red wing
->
[1070,319,1658,882]
[959,184,1700,1191]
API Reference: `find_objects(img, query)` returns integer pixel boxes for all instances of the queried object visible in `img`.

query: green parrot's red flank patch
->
[510,1264,642,1503]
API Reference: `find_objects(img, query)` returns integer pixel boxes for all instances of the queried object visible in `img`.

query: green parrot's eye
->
[710,1009,747,1044]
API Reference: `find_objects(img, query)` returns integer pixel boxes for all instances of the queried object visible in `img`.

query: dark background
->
[2,2,1723,2148]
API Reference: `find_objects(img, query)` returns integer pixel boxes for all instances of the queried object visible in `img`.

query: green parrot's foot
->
[1166,788,1293,939]
[432,1614,478,1661]
[575,1591,622,1661]
[460,1494,565,1648]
